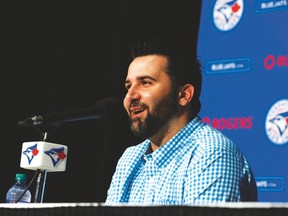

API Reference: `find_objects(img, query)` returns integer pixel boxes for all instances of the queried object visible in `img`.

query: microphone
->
[18,97,121,128]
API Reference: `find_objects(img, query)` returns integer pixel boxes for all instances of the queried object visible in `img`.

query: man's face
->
[123,55,179,139]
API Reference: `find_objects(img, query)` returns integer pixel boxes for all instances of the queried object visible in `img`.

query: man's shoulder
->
[195,122,234,144]
[191,122,241,156]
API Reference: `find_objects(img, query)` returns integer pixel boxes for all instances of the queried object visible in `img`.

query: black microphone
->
[18,97,121,128]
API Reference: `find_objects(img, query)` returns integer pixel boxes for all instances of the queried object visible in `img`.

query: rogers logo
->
[264,54,288,70]
[202,117,253,130]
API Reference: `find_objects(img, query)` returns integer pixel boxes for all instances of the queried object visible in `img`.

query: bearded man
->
[105,39,257,205]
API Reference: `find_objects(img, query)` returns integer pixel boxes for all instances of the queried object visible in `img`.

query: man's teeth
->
[133,109,144,114]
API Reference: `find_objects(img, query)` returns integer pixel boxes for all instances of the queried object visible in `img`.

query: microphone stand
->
[33,131,48,203]
[18,114,69,203]
[32,128,60,203]
[34,169,47,203]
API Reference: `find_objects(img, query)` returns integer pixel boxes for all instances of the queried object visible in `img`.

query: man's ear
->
[178,84,194,106]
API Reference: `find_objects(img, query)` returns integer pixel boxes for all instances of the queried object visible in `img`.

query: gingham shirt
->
[106,116,257,205]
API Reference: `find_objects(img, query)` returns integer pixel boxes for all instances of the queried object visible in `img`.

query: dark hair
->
[130,39,202,116]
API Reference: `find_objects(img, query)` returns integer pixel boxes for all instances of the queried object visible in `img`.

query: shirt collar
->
[143,116,203,168]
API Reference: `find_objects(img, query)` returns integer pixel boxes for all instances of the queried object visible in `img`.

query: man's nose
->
[125,86,141,102]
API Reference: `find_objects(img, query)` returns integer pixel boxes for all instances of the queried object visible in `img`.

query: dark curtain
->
[0,0,202,202]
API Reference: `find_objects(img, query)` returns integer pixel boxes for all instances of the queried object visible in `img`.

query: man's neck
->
[149,113,192,152]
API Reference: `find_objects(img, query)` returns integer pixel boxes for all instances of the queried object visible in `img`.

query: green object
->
[15,173,27,182]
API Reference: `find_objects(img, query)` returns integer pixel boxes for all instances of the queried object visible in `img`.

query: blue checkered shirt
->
[106,116,257,205]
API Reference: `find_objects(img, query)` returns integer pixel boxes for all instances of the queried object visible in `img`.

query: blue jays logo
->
[23,143,39,164]
[213,0,244,31]
[265,99,288,145]
[44,147,67,167]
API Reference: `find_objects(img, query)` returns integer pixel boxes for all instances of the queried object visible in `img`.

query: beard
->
[128,88,179,140]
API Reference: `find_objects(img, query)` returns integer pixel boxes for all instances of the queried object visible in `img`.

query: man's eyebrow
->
[125,76,157,84]
[138,75,157,81]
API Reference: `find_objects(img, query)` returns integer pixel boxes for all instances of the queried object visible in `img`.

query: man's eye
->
[125,84,131,90]
[142,80,151,85]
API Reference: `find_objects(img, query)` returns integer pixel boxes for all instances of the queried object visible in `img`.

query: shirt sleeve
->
[184,146,243,204]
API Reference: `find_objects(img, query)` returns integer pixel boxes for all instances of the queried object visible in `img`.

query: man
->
[105,39,257,205]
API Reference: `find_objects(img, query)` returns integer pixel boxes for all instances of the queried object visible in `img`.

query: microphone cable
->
[15,169,41,203]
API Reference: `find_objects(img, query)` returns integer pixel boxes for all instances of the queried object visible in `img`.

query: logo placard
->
[265,99,288,145]
[213,0,244,31]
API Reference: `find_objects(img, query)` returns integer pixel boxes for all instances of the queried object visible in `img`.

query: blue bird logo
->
[216,0,241,23]
[23,144,39,165]
[44,147,67,167]
[269,111,288,136]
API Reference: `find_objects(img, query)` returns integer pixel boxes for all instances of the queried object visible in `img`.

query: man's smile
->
[129,106,146,119]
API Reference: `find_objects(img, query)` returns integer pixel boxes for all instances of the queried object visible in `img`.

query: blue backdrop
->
[197,0,288,202]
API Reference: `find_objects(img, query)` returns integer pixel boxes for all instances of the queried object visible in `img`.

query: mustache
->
[128,101,148,110]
